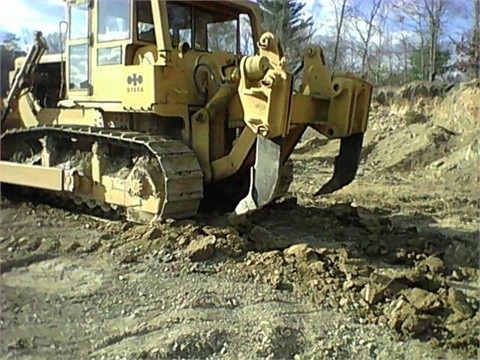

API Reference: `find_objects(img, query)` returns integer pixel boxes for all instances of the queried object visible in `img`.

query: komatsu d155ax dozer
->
[0,0,372,223]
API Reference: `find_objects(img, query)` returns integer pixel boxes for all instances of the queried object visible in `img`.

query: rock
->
[403,287,442,312]
[248,226,290,251]
[283,243,318,263]
[141,227,162,241]
[85,239,102,253]
[309,260,327,273]
[226,214,253,233]
[444,241,477,269]
[447,288,474,320]
[343,280,355,291]
[39,238,61,252]
[361,283,386,305]
[120,253,138,264]
[338,258,372,277]
[186,235,216,262]
[386,298,426,336]
[423,256,444,274]
[215,234,250,257]
[65,241,81,252]
[202,226,239,237]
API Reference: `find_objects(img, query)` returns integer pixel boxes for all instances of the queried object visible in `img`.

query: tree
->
[44,31,66,54]
[452,0,480,78]
[257,0,314,68]
[365,1,391,84]
[422,0,447,81]
[351,0,383,74]
[331,0,350,69]
[1,32,21,51]
[409,46,451,80]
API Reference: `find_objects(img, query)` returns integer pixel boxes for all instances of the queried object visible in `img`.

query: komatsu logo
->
[127,74,144,93]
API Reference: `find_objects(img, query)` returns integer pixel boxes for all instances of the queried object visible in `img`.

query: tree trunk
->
[420,37,426,80]
[333,0,348,69]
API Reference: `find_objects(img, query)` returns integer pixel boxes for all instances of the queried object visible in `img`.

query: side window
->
[70,2,88,39]
[194,8,238,53]
[207,19,237,53]
[97,46,122,66]
[137,1,155,43]
[240,14,254,56]
[69,44,89,89]
[167,3,192,47]
[97,0,130,42]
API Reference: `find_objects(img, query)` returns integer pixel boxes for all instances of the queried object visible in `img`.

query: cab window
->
[70,1,88,40]
[167,2,192,46]
[166,2,239,54]
[137,0,155,42]
[97,0,130,42]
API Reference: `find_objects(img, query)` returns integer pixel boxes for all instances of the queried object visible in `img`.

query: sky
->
[0,0,474,49]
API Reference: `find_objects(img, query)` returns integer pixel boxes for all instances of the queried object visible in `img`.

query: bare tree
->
[422,0,447,81]
[332,0,350,68]
[366,1,390,84]
[451,0,480,78]
[393,1,429,80]
[352,0,383,74]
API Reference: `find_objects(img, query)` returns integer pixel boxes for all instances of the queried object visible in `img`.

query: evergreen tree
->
[409,46,451,81]
[257,0,314,68]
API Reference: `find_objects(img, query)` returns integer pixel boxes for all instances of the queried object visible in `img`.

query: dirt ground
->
[0,82,479,360]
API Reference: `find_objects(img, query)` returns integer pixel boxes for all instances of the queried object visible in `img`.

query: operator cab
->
[136,1,255,55]
[66,0,258,97]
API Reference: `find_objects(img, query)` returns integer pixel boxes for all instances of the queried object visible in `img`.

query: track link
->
[1,125,204,223]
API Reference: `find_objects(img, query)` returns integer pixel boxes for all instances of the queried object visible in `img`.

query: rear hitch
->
[314,132,364,196]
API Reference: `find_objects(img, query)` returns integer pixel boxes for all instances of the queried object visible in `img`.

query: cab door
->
[90,0,131,103]
[67,0,92,97]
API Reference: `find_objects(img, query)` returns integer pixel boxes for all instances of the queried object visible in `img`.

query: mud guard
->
[314,132,364,196]
[231,135,282,216]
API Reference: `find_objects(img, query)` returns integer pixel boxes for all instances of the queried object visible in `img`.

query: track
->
[1,125,204,223]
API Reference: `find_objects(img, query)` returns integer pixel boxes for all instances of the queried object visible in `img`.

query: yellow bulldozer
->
[0,0,372,223]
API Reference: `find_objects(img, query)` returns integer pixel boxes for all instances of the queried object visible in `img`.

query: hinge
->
[89,32,94,47]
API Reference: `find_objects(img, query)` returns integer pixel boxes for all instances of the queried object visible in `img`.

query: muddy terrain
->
[1,81,479,360]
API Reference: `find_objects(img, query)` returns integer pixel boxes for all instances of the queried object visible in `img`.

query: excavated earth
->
[1,81,479,360]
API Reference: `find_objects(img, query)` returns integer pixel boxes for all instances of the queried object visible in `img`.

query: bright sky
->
[0,0,473,48]
[0,0,66,38]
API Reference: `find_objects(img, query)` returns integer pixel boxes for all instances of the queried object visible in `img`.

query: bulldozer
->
[0,0,373,224]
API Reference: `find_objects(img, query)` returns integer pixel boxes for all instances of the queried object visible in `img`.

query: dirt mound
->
[364,124,456,172]
[373,80,458,106]
[294,79,479,195]
[432,79,480,134]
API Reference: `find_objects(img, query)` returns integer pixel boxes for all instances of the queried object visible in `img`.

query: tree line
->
[258,0,479,85]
